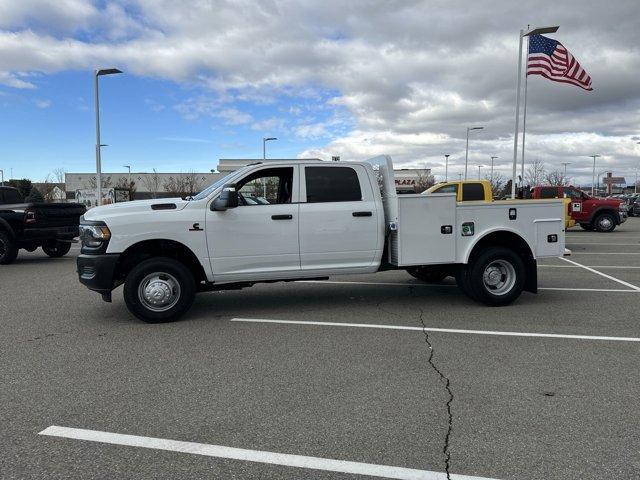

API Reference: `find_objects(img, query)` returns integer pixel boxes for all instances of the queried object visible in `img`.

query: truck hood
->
[83,198,190,221]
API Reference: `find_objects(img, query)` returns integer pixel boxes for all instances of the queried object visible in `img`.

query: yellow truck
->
[423,180,575,228]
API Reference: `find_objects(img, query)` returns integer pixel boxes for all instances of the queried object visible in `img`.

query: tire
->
[406,266,448,283]
[0,230,19,265]
[593,213,616,233]
[466,247,525,306]
[123,257,196,323]
[579,223,593,231]
[42,241,72,258]
[455,265,479,301]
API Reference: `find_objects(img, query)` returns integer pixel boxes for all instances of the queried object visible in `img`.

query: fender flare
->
[462,227,536,264]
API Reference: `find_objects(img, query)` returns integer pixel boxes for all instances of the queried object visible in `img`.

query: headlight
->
[79,224,111,249]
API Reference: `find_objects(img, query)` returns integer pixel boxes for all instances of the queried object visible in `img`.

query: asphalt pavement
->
[1,219,639,480]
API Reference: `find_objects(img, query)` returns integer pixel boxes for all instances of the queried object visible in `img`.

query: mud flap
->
[524,257,538,293]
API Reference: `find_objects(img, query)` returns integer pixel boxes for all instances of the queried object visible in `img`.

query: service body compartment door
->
[534,218,564,258]
[394,194,457,266]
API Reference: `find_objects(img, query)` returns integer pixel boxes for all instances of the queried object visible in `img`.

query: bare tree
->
[414,171,436,193]
[52,168,66,184]
[524,158,546,186]
[142,169,162,199]
[545,169,569,186]
[485,173,506,198]
[164,171,204,198]
[182,171,204,196]
[40,174,57,202]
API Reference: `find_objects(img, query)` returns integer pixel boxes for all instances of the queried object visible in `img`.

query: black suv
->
[0,186,86,264]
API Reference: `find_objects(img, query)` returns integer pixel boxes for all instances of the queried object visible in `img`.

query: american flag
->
[527,34,593,91]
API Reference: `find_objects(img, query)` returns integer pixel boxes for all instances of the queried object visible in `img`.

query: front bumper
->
[619,211,628,223]
[77,254,120,295]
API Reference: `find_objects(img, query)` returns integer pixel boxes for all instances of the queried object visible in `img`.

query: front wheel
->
[123,257,196,323]
[466,247,525,306]
[593,213,616,232]
[42,241,72,258]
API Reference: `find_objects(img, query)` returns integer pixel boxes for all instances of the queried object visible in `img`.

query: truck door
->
[206,166,300,278]
[562,187,581,221]
[299,165,379,271]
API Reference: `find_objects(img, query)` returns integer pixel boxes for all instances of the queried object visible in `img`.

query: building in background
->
[65,159,433,200]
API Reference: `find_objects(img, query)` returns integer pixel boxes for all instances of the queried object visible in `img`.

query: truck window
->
[563,187,581,199]
[462,183,484,201]
[433,184,458,195]
[540,187,558,199]
[236,167,293,205]
[305,167,362,203]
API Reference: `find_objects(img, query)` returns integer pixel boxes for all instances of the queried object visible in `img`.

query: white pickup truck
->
[77,156,566,322]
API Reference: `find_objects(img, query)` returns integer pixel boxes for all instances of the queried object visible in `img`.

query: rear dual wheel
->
[42,241,72,258]
[456,247,525,306]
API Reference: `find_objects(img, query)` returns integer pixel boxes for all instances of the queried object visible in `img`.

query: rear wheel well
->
[115,240,207,287]
[591,209,617,223]
[468,231,537,293]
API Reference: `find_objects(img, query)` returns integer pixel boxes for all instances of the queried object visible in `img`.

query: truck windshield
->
[192,166,252,201]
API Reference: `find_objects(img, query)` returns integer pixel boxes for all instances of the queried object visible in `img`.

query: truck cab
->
[423,180,492,201]
[530,185,627,232]
[77,156,566,323]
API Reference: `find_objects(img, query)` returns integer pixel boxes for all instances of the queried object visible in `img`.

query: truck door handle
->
[271,214,293,220]
[352,211,372,217]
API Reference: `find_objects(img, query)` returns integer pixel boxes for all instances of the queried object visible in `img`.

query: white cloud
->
[216,108,253,125]
[34,98,50,108]
[0,0,639,183]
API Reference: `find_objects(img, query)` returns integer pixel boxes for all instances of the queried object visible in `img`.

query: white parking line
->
[567,242,640,246]
[539,265,640,269]
[298,280,638,293]
[560,257,640,291]
[231,318,640,343]
[39,426,497,480]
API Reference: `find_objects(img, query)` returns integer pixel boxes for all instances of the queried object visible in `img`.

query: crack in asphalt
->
[409,286,454,480]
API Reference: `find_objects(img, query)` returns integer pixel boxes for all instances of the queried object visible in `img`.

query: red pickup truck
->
[530,185,627,232]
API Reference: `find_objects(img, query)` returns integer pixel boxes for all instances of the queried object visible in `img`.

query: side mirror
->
[212,184,239,211]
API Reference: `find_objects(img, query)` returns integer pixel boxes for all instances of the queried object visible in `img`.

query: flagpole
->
[520,28,530,184]
[511,29,525,199]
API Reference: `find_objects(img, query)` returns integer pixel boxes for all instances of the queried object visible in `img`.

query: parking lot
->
[1,219,639,480]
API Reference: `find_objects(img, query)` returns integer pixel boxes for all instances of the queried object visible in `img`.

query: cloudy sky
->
[0,0,639,185]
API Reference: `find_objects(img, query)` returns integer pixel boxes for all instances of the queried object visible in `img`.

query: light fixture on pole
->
[263,137,277,161]
[590,154,600,196]
[123,165,131,192]
[561,162,571,179]
[477,165,484,179]
[465,126,484,180]
[511,25,560,199]
[458,173,463,181]
[444,154,450,181]
[490,156,498,180]
[94,67,122,206]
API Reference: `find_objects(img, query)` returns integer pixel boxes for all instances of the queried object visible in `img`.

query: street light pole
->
[561,162,571,181]
[465,126,484,180]
[444,154,450,181]
[636,142,640,194]
[478,165,483,179]
[0,169,3,186]
[262,137,277,197]
[94,67,122,206]
[590,154,600,196]
[490,156,498,180]
[123,165,131,197]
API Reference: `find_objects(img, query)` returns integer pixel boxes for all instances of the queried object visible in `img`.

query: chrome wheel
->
[137,272,181,312]
[482,260,516,296]
[597,216,613,231]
